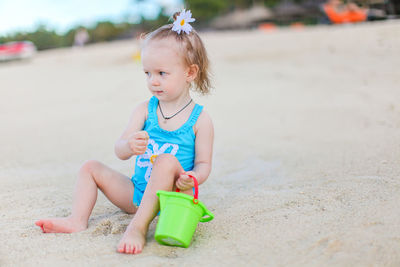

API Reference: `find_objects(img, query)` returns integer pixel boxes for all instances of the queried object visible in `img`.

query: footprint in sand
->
[91,219,128,236]
[92,220,112,236]
[111,223,128,234]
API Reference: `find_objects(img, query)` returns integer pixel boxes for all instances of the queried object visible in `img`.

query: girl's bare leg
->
[117,154,189,254]
[35,160,136,233]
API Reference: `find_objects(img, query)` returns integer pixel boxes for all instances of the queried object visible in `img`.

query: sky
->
[0,0,183,36]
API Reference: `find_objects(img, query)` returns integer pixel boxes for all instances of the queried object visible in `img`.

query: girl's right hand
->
[128,131,149,155]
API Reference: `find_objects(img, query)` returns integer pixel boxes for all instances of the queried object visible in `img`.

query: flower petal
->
[171,9,195,34]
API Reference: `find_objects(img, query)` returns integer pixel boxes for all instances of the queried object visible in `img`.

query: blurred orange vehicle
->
[323,0,368,23]
[0,41,36,62]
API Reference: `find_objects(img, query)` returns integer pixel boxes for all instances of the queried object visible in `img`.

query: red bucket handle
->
[176,174,199,204]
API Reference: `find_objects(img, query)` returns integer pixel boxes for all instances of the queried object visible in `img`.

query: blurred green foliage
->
[0,13,173,50]
[90,22,122,42]
[0,25,66,50]
[0,0,350,50]
[185,0,230,24]
[0,22,133,50]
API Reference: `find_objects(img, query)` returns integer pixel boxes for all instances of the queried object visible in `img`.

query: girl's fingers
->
[134,131,148,140]
[130,145,146,154]
[178,172,196,188]
[145,132,149,140]
[179,174,190,182]
[177,177,187,185]
[177,178,193,189]
[176,180,182,189]
[137,140,148,146]
[130,146,145,152]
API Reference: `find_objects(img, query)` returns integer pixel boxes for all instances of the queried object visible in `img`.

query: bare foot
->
[35,217,87,233]
[117,226,146,254]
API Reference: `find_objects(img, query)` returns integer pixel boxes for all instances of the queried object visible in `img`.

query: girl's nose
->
[150,77,160,86]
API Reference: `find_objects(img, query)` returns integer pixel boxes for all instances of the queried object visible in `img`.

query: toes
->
[117,243,126,253]
[35,221,45,232]
[126,244,133,254]
[116,242,143,255]
[117,232,145,255]
[42,221,53,233]
[134,244,142,254]
[131,245,137,254]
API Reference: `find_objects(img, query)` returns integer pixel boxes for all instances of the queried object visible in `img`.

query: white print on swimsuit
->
[136,139,179,181]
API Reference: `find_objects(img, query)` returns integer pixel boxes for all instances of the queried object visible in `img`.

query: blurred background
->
[0,0,399,55]
[1,1,400,265]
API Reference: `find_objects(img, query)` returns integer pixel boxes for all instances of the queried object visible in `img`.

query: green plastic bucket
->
[155,175,214,248]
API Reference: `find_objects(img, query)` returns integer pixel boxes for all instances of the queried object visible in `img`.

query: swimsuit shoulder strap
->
[186,103,203,128]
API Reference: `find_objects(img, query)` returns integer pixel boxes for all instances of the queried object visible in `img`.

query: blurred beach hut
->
[273,0,308,23]
[211,5,273,29]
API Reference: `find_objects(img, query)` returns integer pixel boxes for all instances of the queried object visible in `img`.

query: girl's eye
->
[159,71,166,76]
[145,72,150,77]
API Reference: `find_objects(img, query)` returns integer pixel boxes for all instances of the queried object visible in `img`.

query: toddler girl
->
[35,10,214,255]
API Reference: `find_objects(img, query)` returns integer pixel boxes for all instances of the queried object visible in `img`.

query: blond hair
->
[141,13,212,95]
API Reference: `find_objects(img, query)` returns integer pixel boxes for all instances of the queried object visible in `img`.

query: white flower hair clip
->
[172,9,196,35]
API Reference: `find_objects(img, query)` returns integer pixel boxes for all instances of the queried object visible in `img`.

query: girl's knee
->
[153,154,179,168]
[80,159,102,175]
[152,154,183,176]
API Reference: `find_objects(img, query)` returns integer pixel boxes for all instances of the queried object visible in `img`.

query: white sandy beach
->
[1,20,400,266]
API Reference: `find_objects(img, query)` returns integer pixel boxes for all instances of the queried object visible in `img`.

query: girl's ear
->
[186,64,199,83]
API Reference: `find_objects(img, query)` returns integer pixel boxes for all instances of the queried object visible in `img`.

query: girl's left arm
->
[192,110,214,185]
[175,110,214,191]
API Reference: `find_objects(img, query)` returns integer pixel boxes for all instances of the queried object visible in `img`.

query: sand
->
[1,20,400,266]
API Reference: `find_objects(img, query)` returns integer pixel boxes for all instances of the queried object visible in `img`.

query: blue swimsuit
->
[131,96,203,206]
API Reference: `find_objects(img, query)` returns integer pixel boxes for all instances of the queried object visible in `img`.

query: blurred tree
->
[64,28,78,46]
[184,0,230,25]
[89,22,123,42]
[29,25,64,49]
[264,0,281,7]
[2,25,64,50]
[232,0,261,8]
[139,13,171,31]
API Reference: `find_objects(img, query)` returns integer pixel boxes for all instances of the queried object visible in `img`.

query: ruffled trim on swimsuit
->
[147,96,203,135]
